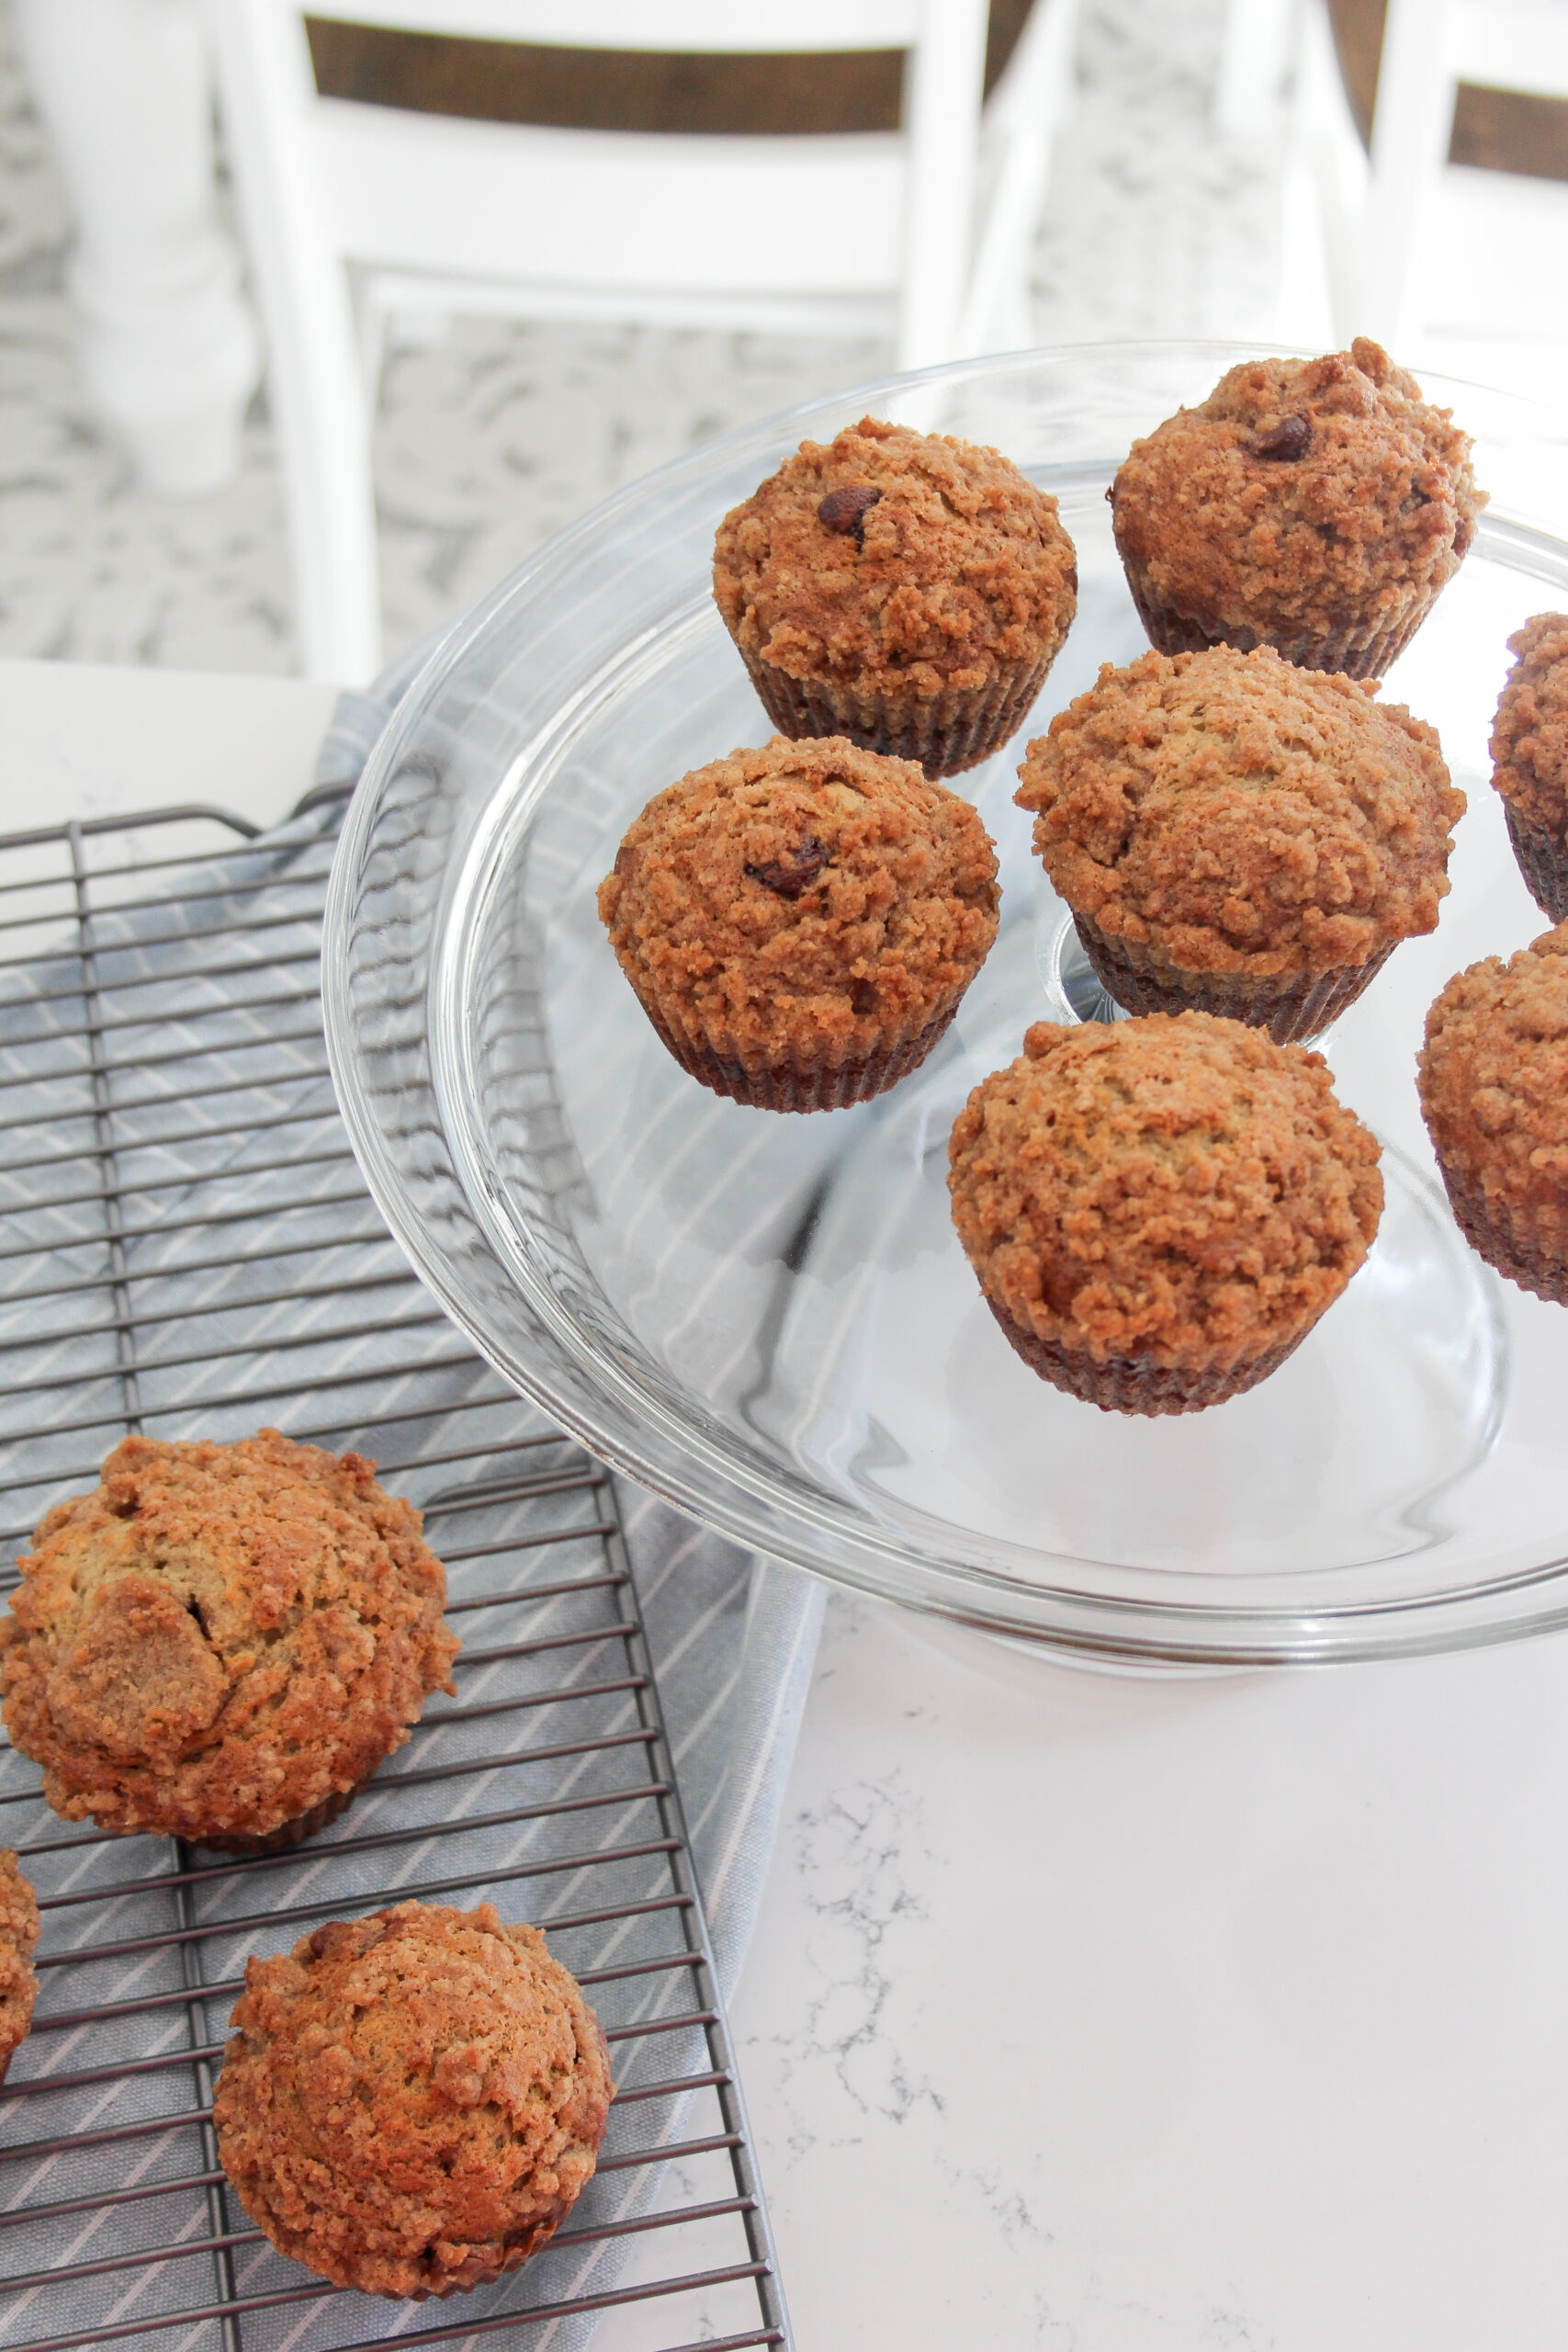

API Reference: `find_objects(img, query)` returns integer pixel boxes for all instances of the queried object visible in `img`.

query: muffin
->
[0,1431,459,1850]
[1109,339,1483,680]
[1417,921,1568,1303]
[713,415,1077,778]
[1015,645,1464,1043]
[214,1902,613,2298]
[598,733,1000,1110]
[0,1853,39,2086]
[947,1013,1383,1415]
[1488,613,1568,920]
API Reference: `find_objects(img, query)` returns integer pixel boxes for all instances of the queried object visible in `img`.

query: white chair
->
[206,0,1080,683]
[1264,0,1568,386]
[1356,0,1568,375]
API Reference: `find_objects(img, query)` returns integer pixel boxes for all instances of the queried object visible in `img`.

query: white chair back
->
[208,0,1076,680]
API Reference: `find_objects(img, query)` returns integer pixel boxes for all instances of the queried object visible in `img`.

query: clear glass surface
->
[323,342,1568,1664]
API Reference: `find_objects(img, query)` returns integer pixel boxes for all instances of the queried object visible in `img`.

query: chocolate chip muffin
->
[0,1853,39,2086]
[598,733,1000,1110]
[1417,921,1568,1303]
[948,1013,1383,1414]
[1015,644,1463,1042]
[1109,340,1483,679]
[215,1902,613,2299]
[0,1432,459,1850]
[713,416,1077,778]
[1489,614,1568,921]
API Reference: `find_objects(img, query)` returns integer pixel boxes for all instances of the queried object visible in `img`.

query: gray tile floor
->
[0,0,1283,676]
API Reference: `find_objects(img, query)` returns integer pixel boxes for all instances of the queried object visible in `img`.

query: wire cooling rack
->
[0,793,787,2352]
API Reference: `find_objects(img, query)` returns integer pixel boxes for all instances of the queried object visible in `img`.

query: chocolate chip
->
[1252,414,1312,461]
[1453,515,1473,558]
[818,484,883,541]
[745,835,828,899]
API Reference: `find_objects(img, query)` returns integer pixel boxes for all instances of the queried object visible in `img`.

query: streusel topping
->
[1110,340,1482,645]
[948,1013,1382,1364]
[1490,613,1568,839]
[599,734,999,1057]
[1418,921,1568,1231]
[1016,646,1462,974]
[714,417,1077,698]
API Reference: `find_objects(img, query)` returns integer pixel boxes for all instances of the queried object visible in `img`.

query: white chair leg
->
[1215,0,1300,135]
[207,0,380,683]
[898,0,989,368]
[13,0,261,497]
[1359,0,1459,348]
[962,0,1080,357]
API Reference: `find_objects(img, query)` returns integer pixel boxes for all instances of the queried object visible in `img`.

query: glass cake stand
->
[322,342,1568,1666]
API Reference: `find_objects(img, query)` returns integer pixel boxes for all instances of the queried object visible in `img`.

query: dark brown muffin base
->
[1504,802,1568,923]
[1073,912,1394,1045]
[191,1783,358,1857]
[1434,1159,1568,1306]
[740,650,1052,780]
[987,1296,1309,1416]
[392,2208,570,2301]
[639,996,960,1112]
[1122,564,1432,684]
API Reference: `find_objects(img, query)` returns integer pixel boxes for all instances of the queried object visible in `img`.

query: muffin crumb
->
[1418,920,1568,1300]
[1016,644,1462,1039]
[0,1433,459,1846]
[1489,613,1568,919]
[714,417,1077,774]
[599,734,999,1108]
[0,1852,39,2083]
[215,1901,613,2298]
[948,1012,1382,1412]
[1110,341,1483,676]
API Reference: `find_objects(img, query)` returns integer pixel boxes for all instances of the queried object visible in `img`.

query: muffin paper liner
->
[190,1781,358,1857]
[635,989,961,1112]
[739,650,1052,779]
[985,1296,1309,1417]
[392,2211,568,2300]
[1120,560,1436,683]
[1503,801,1568,923]
[1073,912,1396,1046]
[1433,1159,1568,1306]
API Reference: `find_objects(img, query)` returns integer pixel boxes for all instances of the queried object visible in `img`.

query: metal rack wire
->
[0,794,788,2352]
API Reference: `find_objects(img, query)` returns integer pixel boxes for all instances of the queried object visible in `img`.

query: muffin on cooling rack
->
[0,1852,39,2086]
[1417,920,1568,1304]
[1488,613,1568,921]
[713,415,1077,778]
[598,733,1000,1111]
[1015,644,1463,1043]
[215,1901,614,2298]
[1109,339,1483,680]
[0,1430,458,1851]
[947,1012,1383,1415]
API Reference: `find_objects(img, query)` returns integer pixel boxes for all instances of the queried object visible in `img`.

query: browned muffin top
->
[948,1014,1382,1366]
[598,734,1000,1057]
[1490,613,1568,839]
[215,1902,613,2299]
[713,416,1077,697]
[1015,645,1463,975]
[0,1432,459,1844]
[1110,340,1483,644]
[0,1852,39,2070]
[1418,922,1568,1229]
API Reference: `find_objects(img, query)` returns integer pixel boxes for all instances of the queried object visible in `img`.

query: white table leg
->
[14,0,261,495]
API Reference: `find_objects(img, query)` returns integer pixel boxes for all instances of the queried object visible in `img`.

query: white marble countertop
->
[11,656,1568,2352]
